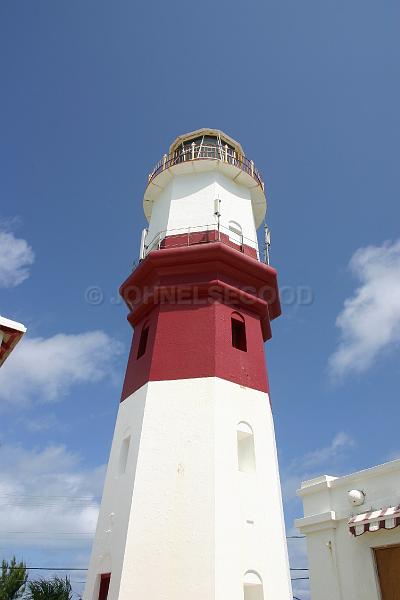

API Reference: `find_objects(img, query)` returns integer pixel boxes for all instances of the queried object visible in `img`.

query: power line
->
[5,567,89,571]
[0,531,305,539]
[0,531,94,535]
[0,494,100,500]
[4,565,309,572]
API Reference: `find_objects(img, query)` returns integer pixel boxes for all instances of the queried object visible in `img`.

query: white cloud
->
[0,330,124,406]
[294,432,355,472]
[282,433,355,599]
[329,240,400,377]
[0,230,34,288]
[282,432,355,503]
[23,413,60,433]
[0,443,105,549]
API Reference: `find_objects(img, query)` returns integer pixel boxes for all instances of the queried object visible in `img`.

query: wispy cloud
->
[0,228,34,288]
[292,431,355,472]
[23,413,60,433]
[282,432,356,599]
[0,443,105,549]
[329,240,400,378]
[282,432,355,503]
[0,330,124,406]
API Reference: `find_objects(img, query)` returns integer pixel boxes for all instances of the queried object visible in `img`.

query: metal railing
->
[143,223,259,259]
[147,144,264,190]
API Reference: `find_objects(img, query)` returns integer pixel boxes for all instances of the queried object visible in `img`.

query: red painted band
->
[156,229,258,259]
[120,244,280,400]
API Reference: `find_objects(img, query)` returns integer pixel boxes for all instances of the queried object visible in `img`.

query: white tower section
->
[143,128,266,256]
[83,129,292,600]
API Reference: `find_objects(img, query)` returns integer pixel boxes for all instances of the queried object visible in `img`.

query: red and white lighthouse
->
[84,129,292,600]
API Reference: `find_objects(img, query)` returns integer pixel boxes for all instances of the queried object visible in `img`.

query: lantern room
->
[142,128,268,262]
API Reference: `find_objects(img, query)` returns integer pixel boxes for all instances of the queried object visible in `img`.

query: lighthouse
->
[84,129,292,600]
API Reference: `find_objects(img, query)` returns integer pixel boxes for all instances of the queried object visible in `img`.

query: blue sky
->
[1,1,400,598]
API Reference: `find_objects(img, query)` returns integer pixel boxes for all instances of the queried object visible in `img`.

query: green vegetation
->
[0,557,27,600]
[0,561,74,600]
[25,577,73,600]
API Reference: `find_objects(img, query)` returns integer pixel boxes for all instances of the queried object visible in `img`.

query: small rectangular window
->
[137,325,149,359]
[232,318,247,352]
[119,436,130,475]
[237,430,256,473]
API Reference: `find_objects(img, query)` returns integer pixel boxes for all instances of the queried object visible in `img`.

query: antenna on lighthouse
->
[214,196,221,241]
[139,228,148,261]
[264,223,271,265]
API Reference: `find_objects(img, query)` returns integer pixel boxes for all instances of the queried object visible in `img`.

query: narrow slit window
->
[137,324,149,359]
[119,436,130,475]
[237,422,256,473]
[244,572,264,600]
[98,573,111,600]
[231,315,247,352]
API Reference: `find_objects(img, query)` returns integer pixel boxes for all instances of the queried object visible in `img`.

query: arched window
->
[119,436,131,475]
[237,422,256,473]
[231,313,247,352]
[228,220,243,246]
[243,571,264,600]
[137,322,149,359]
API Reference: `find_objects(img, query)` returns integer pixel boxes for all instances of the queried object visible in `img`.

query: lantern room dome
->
[169,128,245,156]
[143,128,267,227]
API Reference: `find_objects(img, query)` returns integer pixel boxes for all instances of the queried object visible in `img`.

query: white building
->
[295,459,400,600]
[83,129,292,600]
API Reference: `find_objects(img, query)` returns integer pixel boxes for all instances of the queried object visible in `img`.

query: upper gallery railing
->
[147,143,264,190]
[144,223,258,257]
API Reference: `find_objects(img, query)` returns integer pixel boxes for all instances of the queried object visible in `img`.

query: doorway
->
[98,573,111,600]
[374,545,400,600]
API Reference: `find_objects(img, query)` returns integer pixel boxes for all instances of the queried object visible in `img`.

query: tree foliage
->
[25,576,73,600]
[0,557,27,600]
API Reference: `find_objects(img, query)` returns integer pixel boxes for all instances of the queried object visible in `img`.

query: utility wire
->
[4,567,89,571]
[4,566,308,572]
[0,531,94,535]
[0,531,305,539]
[0,494,100,500]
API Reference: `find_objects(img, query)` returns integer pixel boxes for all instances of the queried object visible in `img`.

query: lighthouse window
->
[237,422,256,473]
[137,324,149,359]
[119,436,131,475]
[231,314,247,352]
[243,571,264,600]
[176,135,235,161]
[228,221,243,246]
